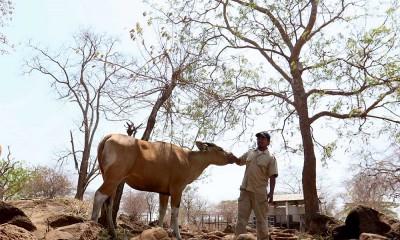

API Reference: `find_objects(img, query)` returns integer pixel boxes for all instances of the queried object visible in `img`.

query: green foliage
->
[321,141,337,164]
[360,25,391,45]
[0,158,32,200]
[142,0,400,209]
[129,22,144,41]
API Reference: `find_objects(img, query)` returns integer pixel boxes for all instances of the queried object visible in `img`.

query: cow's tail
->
[97,134,113,176]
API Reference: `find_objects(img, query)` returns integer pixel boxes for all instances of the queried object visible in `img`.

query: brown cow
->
[91,134,238,239]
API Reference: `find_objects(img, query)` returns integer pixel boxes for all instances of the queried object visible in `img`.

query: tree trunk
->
[293,77,320,233]
[73,125,91,200]
[288,62,319,231]
[299,115,320,233]
[75,149,90,200]
[0,187,4,201]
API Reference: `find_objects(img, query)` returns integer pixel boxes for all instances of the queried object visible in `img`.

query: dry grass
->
[53,198,93,219]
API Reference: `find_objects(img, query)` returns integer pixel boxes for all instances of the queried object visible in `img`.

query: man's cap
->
[255,131,270,140]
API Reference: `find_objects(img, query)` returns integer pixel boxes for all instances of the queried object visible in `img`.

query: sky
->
[0,0,350,207]
[0,0,145,168]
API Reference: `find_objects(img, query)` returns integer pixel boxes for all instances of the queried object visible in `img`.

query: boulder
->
[131,227,171,240]
[46,214,85,228]
[117,213,151,234]
[44,230,74,240]
[213,230,226,237]
[200,234,222,239]
[44,221,102,240]
[387,222,400,240]
[235,233,256,240]
[332,205,400,240]
[308,213,342,236]
[221,235,236,240]
[223,224,235,233]
[0,223,38,240]
[245,225,256,233]
[0,201,36,231]
[359,232,388,240]
[353,205,394,234]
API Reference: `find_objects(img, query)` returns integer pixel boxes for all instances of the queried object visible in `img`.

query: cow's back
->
[100,134,190,195]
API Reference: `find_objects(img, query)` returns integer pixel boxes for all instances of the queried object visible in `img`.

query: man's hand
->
[228,154,241,165]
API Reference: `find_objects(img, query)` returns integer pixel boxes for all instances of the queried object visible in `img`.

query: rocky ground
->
[1,198,399,240]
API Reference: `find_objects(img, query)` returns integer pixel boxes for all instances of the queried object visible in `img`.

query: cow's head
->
[195,141,238,165]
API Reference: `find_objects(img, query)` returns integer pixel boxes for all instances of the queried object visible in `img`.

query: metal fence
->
[200,214,232,230]
[136,213,305,232]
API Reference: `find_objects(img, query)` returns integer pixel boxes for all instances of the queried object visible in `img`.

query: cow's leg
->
[171,206,181,239]
[91,181,120,238]
[170,193,182,240]
[91,189,109,221]
[105,193,116,237]
[158,194,169,228]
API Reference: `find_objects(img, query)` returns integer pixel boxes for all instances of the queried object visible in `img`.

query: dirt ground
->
[5,198,315,240]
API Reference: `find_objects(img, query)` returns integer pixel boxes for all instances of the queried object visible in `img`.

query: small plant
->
[54,198,92,219]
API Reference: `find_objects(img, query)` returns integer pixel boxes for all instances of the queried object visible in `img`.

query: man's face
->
[257,136,270,150]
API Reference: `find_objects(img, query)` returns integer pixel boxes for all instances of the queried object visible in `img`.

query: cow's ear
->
[195,141,206,151]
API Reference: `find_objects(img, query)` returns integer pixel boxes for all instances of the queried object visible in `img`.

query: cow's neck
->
[186,151,215,182]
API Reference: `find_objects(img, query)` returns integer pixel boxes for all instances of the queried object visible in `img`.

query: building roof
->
[272,193,322,206]
[273,193,304,202]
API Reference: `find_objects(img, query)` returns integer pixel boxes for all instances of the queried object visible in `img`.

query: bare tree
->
[181,185,210,227]
[357,143,400,202]
[317,176,342,220]
[143,191,158,222]
[279,165,303,194]
[101,17,226,230]
[340,170,399,217]
[181,185,197,226]
[21,166,74,199]
[25,28,134,200]
[214,200,237,223]
[0,0,14,54]
[121,188,158,223]
[144,0,400,232]
[121,190,149,220]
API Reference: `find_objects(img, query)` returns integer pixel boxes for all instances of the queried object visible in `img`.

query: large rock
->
[117,213,151,233]
[44,221,102,240]
[270,228,299,240]
[235,233,256,240]
[332,205,400,240]
[131,227,171,240]
[387,222,400,240]
[223,224,235,233]
[308,213,342,237]
[359,232,388,240]
[0,201,36,231]
[0,223,38,240]
[221,235,236,240]
[46,214,85,228]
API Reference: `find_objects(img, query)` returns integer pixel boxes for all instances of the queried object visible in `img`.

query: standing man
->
[234,131,278,240]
